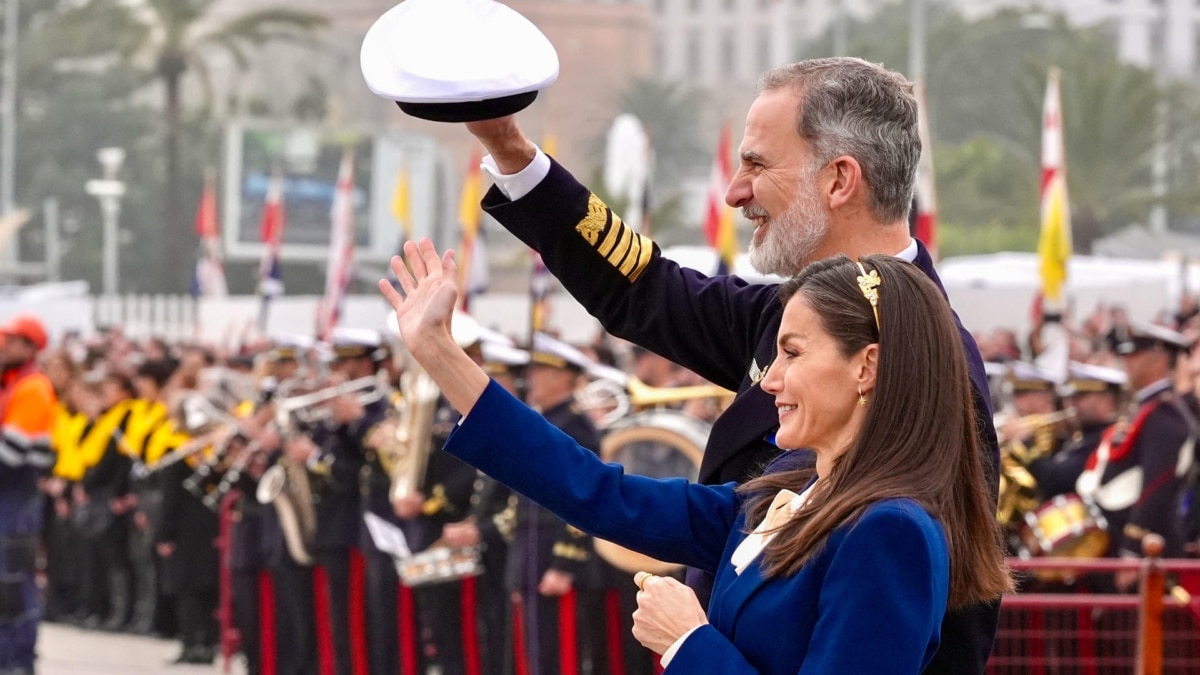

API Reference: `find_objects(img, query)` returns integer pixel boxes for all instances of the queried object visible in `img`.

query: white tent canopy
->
[938,252,1193,336]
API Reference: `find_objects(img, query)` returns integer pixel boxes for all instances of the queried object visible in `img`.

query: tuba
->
[256,458,317,566]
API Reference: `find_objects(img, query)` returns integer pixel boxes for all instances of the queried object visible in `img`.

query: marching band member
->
[502,333,608,675]
[285,328,385,675]
[440,338,525,675]
[0,316,56,675]
[156,397,222,665]
[996,362,1065,540]
[1079,322,1196,589]
[1028,362,1125,501]
[250,335,318,675]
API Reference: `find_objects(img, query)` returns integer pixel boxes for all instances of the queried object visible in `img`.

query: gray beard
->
[748,186,829,277]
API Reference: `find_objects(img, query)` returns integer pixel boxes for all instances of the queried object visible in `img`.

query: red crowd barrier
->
[988,537,1200,674]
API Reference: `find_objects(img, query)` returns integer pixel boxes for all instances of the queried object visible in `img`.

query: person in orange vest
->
[0,314,57,675]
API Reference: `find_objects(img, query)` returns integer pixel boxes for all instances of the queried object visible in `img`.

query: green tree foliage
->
[802,4,1199,254]
[120,0,327,291]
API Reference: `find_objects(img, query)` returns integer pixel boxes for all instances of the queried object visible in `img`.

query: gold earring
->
[857,386,866,407]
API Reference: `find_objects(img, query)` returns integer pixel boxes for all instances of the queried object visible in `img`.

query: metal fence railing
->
[988,536,1200,674]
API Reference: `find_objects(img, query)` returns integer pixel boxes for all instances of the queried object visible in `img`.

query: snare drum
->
[1019,493,1109,562]
[395,546,483,587]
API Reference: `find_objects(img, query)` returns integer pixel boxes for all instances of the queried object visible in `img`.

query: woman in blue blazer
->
[380,240,1012,674]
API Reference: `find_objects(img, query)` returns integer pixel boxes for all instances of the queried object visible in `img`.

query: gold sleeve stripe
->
[597,213,624,257]
[629,235,653,282]
[607,220,634,264]
[573,193,654,283]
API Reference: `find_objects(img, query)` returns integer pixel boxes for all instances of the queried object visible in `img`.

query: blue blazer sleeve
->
[667,503,948,675]
[443,380,740,573]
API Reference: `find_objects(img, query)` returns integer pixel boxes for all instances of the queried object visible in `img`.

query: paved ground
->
[36,623,245,675]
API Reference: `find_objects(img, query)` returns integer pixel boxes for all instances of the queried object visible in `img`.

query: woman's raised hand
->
[378,238,459,360]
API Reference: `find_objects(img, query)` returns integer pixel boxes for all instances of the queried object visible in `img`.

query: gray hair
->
[758,57,919,224]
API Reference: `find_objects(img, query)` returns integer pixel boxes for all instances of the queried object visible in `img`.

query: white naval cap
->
[1112,320,1191,355]
[268,333,314,361]
[1057,361,1126,397]
[1008,361,1057,393]
[326,327,387,361]
[480,341,529,375]
[530,332,591,372]
[360,0,559,122]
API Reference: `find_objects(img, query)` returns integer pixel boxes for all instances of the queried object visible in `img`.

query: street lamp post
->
[85,147,126,295]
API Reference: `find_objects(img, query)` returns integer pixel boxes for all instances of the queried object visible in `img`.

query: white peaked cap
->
[361,0,559,121]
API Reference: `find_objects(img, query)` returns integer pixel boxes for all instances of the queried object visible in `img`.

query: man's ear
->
[826,156,862,211]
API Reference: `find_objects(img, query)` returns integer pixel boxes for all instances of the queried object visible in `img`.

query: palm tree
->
[123,0,327,290]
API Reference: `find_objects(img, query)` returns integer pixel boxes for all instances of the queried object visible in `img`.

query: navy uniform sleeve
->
[482,159,779,390]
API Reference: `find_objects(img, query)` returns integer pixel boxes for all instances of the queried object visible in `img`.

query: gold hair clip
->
[855,261,881,330]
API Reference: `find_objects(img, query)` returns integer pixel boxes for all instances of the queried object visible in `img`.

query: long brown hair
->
[739,255,1012,608]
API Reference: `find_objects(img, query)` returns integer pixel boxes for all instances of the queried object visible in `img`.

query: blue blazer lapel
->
[707,528,776,633]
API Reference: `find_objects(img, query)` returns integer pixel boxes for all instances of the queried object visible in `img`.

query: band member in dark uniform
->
[1028,362,1125,501]
[257,336,319,675]
[390,388,479,674]
[157,429,222,664]
[996,362,1065,538]
[286,328,385,675]
[434,338,525,675]
[1078,322,1196,589]
[502,333,607,675]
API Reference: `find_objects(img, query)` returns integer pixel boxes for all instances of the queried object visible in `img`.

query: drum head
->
[595,411,709,572]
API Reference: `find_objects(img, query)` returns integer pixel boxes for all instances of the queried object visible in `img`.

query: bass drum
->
[594,410,709,574]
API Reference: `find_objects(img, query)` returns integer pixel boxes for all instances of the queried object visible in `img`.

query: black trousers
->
[364,553,399,675]
[271,562,317,675]
[232,570,262,675]
[315,550,354,675]
[177,589,217,650]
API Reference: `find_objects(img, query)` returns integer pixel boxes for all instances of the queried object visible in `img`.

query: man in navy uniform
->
[285,328,388,675]
[1028,362,1125,501]
[506,333,605,675]
[362,28,1000,672]
[1078,322,1196,590]
[437,338,525,675]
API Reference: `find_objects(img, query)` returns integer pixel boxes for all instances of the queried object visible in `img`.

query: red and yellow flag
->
[704,120,737,271]
[1038,67,1072,308]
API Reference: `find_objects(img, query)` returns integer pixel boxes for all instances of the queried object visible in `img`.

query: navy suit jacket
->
[447,381,949,675]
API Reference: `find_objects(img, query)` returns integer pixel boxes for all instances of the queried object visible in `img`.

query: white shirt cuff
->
[480,149,551,202]
[659,625,703,669]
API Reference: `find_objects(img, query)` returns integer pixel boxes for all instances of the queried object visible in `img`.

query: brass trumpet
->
[273,376,390,429]
[576,369,735,429]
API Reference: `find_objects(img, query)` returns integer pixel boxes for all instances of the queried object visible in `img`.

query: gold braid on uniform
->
[574,193,654,283]
[493,495,519,543]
